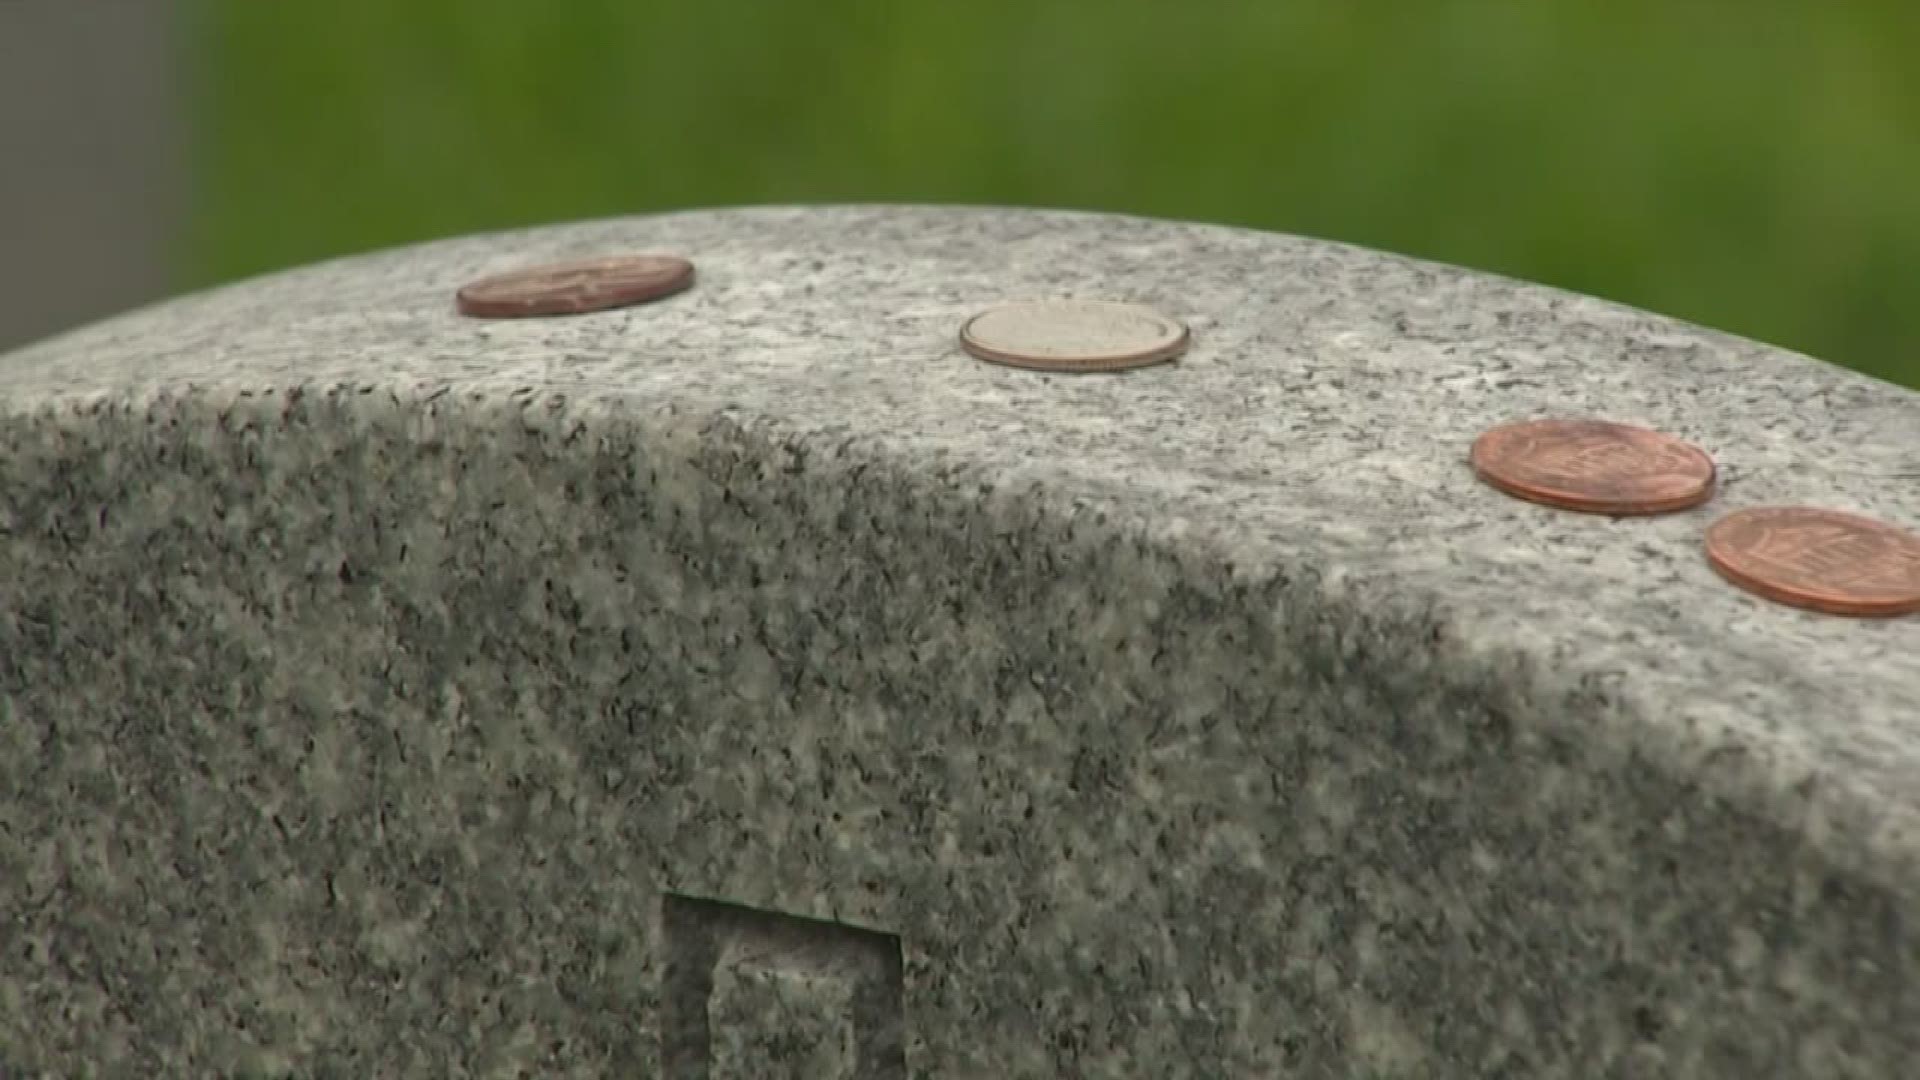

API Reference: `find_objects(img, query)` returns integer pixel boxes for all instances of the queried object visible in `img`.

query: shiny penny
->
[455,254,694,318]
[1469,418,1716,515]
[960,300,1190,372]
[1704,506,1920,617]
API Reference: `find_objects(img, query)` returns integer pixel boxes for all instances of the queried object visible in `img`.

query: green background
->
[189,1,1920,388]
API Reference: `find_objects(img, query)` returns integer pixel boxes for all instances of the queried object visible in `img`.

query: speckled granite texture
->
[1,205,1916,1078]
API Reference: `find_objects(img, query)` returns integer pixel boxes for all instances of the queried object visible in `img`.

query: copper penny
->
[1469,418,1716,515]
[1704,506,1920,617]
[959,300,1190,372]
[455,254,694,318]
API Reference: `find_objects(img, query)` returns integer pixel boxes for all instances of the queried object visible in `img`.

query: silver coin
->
[959,300,1190,372]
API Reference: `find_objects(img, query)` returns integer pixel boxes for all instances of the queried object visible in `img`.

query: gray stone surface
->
[0,205,1916,1077]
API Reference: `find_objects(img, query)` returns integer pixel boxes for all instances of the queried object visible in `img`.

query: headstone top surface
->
[4,203,1917,890]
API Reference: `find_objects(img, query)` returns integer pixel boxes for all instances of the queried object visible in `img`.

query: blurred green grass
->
[189,0,1920,388]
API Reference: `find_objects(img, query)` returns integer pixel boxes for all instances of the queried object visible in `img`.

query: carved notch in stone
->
[661,894,905,1079]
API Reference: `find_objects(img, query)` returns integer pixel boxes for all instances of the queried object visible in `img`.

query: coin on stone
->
[456,254,694,318]
[1704,506,1920,617]
[1469,418,1716,515]
[959,300,1190,372]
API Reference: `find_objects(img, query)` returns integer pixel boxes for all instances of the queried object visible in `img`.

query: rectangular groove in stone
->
[661,894,905,1079]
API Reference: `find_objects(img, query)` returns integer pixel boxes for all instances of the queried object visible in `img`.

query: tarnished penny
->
[959,300,1189,372]
[1704,507,1920,617]
[455,254,694,318]
[1469,418,1716,515]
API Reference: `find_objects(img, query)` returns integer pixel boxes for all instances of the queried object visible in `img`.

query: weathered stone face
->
[1,205,1915,1077]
